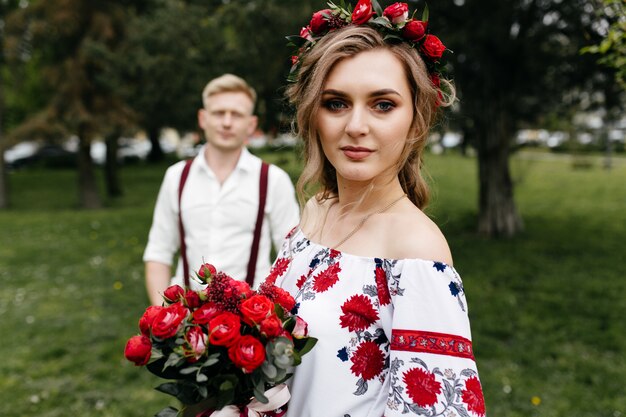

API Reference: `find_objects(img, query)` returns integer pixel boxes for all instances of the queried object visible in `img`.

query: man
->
[143,74,299,306]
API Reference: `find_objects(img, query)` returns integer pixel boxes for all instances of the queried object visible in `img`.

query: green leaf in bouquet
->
[155,406,179,417]
[196,373,209,383]
[294,336,318,357]
[155,382,181,398]
[163,352,184,370]
[253,378,269,404]
[283,316,296,333]
[273,303,285,319]
[179,366,201,375]
[148,348,164,364]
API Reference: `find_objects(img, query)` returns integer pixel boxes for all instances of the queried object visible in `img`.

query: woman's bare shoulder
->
[384,205,453,265]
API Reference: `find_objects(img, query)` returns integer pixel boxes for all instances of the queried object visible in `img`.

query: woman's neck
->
[334,175,405,215]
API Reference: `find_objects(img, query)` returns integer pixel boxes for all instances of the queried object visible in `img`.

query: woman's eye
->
[374,101,395,112]
[323,99,347,111]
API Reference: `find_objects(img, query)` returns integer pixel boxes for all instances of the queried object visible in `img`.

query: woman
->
[267,2,486,416]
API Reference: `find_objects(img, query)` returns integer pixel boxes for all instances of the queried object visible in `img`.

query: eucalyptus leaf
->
[196,373,208,383]
[155,382,181,398]
[179,366,200,375]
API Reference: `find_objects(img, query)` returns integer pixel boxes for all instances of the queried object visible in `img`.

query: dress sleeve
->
[382,260,486,417]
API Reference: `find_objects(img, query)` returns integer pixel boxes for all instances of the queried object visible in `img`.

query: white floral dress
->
[265,228,486,417]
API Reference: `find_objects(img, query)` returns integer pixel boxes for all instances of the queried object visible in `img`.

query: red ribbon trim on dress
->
[391,329,475,360]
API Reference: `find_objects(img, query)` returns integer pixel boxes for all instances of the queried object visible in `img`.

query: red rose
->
[208,312,241,347]
[197,263,216,280]
[309,9,331,35]
[292,316,309,339]
[139,305,164,336]
[260,314,283,338]
[192,302,220,324]
[184,290,202,309]
[402,19,427,41]
[273,286,296,312]
[431,73,441,88]
[228,335,266,373]
[163,284,185,303]
[124,335,152,366]
[383,2,409,25]
[231,280,254,299]
[291,55,299,65]
[151,302,188,339]
[421,34,446,59]
[184,326,208,362]
[462,376,486,417]
[352,0,373,25]
[239,294,274,325]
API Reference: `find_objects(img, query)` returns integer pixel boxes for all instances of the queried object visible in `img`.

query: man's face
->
[198,91,257,152]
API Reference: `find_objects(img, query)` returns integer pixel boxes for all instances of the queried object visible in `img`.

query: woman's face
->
[316,48,414,187]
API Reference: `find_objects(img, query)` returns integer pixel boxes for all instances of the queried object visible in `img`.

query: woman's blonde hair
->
[286,25,454,210]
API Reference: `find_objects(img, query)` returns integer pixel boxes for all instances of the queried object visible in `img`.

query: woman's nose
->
[344,107,369,138]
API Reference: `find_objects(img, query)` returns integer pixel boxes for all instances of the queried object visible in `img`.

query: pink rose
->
[163,284,185,303]
[139,305,163,336]
[228,335,266,373]
[309,9,331,34]
[402,19,427,41]
[208,312,241,347]
[151,302,188,339]
[292,316,309,339]
[421,34,446,59]
[383,2,409,25]
[352,0,373,25]
[124,335,152,366]
[184,326,208,362]
[239,294,274,325]
[291,55,299,65]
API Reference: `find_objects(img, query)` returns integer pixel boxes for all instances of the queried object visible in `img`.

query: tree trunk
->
[77,128,102,209]
[104,129,123,197]
[0,76,9,209]
[475,107,523,237]
[147,125,164,162]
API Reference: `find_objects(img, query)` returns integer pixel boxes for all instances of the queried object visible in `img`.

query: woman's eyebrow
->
[321,88,401,97]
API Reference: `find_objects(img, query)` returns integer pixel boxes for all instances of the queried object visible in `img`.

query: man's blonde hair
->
[201,74,257,110]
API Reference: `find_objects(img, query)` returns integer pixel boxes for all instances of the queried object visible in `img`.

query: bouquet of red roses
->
[124,263,316,417]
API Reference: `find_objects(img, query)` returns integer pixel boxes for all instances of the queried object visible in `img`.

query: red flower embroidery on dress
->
[266,258,291,285]
[462,376,486,416]
[312,263,341,292]
[350,340,384,381]
[374,267,391,306]
[329,249,341,258]
[339,294,379,332]
[296,274,307,289]
[403,367,442,408]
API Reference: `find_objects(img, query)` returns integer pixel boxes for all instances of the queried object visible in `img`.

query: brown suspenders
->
[178,159,269,288]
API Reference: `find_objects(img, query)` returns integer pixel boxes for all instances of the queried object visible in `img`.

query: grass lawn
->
[0,148,624,417]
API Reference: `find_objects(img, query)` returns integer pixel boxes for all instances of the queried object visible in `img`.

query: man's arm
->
[145,261,172,306]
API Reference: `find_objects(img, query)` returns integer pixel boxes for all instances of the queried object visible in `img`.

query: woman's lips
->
[341,146,373,160]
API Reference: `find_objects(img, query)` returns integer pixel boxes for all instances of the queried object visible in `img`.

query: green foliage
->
[580,0,626,90]
[0,149,625,416]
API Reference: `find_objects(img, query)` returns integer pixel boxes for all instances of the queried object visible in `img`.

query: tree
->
[7,0,144,208]
[431,0,609,237]
[0,0,21,209]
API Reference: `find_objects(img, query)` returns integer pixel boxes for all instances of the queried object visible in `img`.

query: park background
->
[0,1,624,416]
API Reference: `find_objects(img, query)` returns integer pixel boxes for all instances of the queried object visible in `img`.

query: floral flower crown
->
[287,0,450,86]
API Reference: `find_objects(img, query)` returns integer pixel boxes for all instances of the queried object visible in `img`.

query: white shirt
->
[143,147,299,289]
